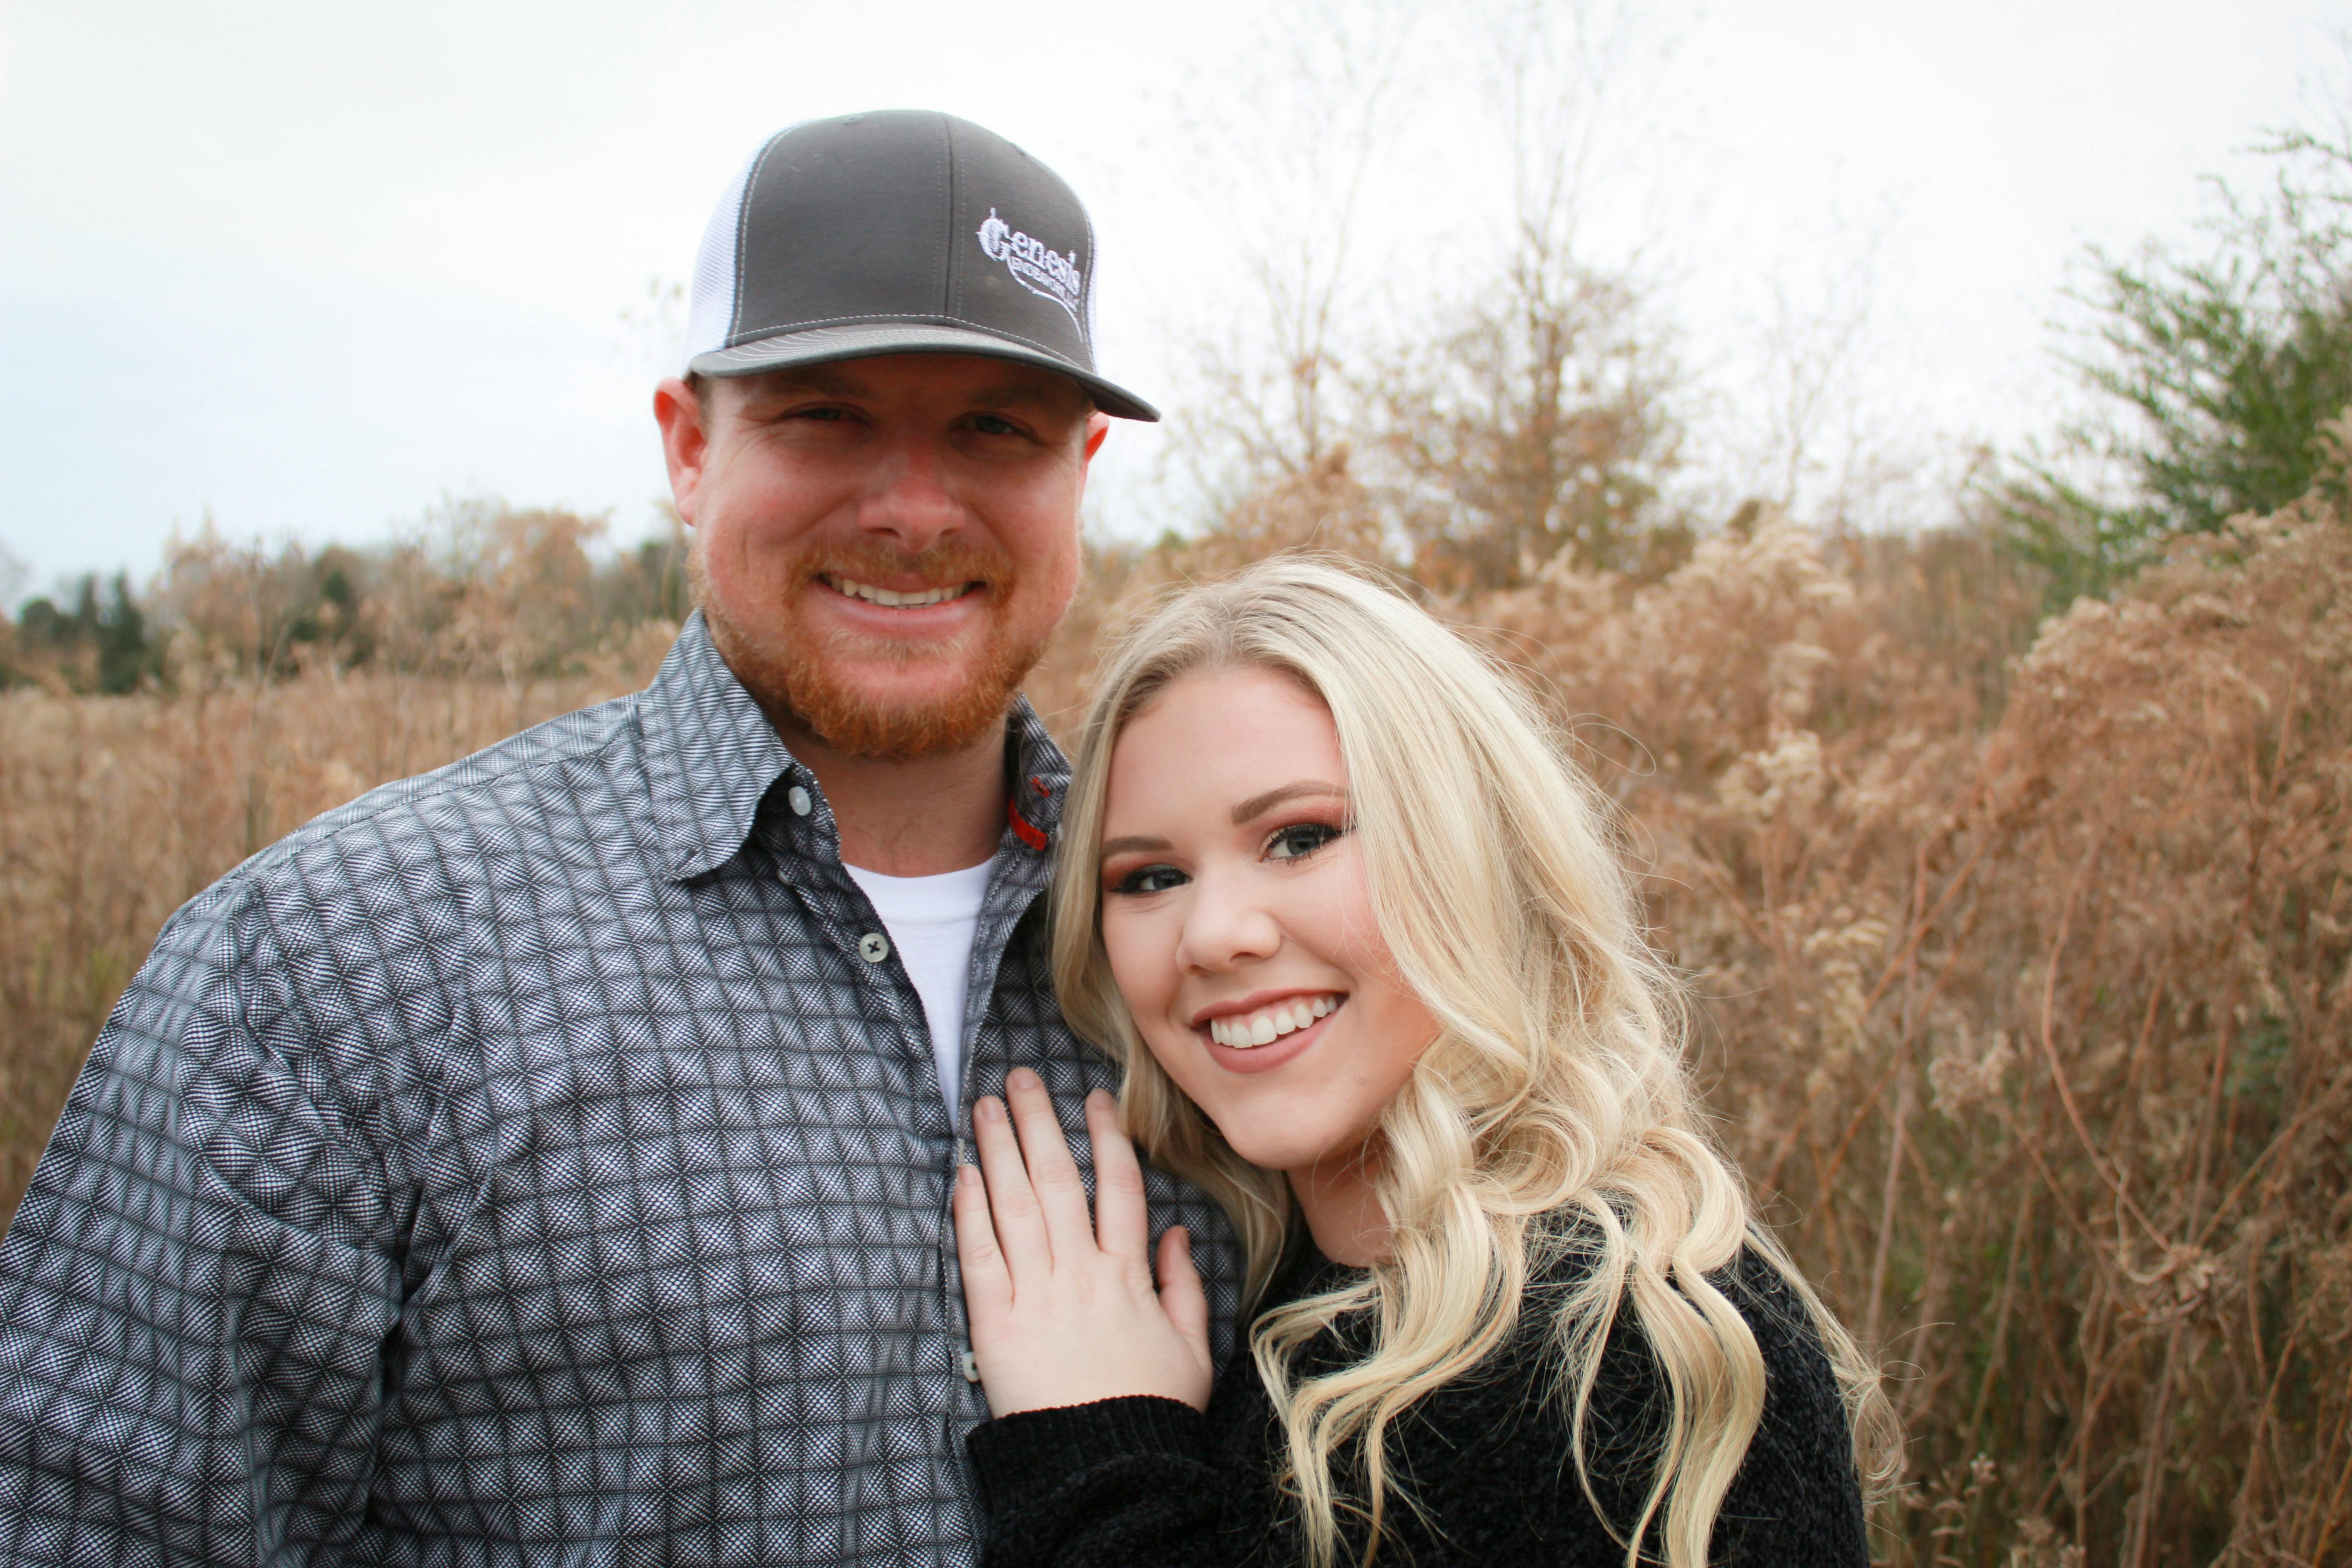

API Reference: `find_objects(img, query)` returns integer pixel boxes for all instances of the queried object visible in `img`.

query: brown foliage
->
[2,454,2347,1562]
[1371,257,1678,588]
[1608,502,2346,1565]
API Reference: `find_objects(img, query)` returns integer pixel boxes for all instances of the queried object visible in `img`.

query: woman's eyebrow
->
[1098,834,1173,858]
[1230,781,1348,826]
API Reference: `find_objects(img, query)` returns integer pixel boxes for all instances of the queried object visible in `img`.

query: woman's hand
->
[954,1068,1215,1416]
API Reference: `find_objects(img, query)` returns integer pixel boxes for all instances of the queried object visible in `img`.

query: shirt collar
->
[638,612,797,882]
[638,612,1076,883]
[1003,695,1072,853]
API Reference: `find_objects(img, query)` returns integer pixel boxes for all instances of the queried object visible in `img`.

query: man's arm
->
[0,878,406,1566]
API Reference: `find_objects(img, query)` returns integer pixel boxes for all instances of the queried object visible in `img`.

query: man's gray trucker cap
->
[684,111,1159,421]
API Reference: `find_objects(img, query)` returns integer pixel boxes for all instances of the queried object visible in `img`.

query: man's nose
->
[1176,868,1283,976]
[855,434,962,553]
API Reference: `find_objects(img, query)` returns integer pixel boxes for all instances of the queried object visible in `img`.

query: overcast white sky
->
[0,0,2338,595]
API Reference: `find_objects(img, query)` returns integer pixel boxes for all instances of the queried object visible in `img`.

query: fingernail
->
[958,1164,980,1187]
[978,1097,1004,1123]
[1009,1068,1038,1090]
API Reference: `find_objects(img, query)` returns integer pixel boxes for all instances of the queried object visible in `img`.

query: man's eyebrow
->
[1230,781,1348,826]
[1099,834,1173,858]
[968,380,1086,414]
[764,365,870,397]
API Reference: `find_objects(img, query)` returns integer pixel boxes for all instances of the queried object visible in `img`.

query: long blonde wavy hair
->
[1048,557,1896,1568]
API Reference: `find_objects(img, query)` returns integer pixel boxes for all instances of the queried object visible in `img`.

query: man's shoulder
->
[218,689,649,917]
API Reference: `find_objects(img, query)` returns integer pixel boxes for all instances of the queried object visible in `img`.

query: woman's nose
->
[1175,869,1282,975]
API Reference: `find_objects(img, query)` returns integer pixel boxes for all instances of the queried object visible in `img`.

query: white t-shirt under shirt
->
[843,857,997,1122]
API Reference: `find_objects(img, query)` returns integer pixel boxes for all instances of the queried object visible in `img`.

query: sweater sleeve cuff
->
[967,1396,1209,1514]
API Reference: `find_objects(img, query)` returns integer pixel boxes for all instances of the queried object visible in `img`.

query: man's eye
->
[1111,864,1188,895]
[968,413,1022,436]
[1265,823,1343,862]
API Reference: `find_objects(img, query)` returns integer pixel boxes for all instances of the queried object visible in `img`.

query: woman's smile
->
[1195,989,1342,1047]
[1198,993,1346,1073]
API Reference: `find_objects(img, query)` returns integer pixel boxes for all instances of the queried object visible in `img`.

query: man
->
[0,111,1238,1566]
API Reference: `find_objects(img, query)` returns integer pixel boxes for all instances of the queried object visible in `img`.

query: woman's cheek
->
[1101,907,1174,1033]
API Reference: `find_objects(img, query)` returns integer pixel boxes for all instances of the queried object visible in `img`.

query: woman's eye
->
[1265,823,1343,862]
[1112,864,1188,895]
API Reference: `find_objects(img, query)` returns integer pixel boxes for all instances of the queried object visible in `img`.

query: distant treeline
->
[1,503,690,695]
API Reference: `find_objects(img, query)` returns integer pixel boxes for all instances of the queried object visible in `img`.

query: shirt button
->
[858,932,891,964]
[786,785,813,817]
[961,1349,981,1383]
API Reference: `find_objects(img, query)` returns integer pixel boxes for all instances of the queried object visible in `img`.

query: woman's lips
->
[1197,1000,1343,1075]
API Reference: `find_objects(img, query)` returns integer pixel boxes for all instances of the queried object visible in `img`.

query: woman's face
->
[1096,665,1440,1181]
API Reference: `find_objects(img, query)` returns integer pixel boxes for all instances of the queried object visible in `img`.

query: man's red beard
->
[692,536,1047,762]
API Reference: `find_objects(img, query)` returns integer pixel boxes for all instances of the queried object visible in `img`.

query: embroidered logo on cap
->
[976,209,1085,334]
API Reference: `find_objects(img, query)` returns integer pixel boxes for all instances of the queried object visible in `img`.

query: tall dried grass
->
[1,450,2345,1563]
[1467,484,2348,1565]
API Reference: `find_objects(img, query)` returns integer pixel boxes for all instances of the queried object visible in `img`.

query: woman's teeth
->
[1207,995,1341,1049]
[828,576,972,608]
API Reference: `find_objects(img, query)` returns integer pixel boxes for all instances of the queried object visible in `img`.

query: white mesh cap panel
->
[683,142,764,368]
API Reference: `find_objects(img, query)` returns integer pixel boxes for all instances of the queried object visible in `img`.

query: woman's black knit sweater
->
[965,1245,1869,1568]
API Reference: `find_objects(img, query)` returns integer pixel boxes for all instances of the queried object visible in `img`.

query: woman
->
[952,558,1894,1568]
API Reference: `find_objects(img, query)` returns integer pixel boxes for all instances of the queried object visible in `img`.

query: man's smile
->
[822,573,981,609]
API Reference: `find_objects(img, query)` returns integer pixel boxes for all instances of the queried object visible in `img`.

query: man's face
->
[656,353,1109,760]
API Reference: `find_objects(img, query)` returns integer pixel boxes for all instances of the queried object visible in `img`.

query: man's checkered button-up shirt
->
[0,614,1240,1567]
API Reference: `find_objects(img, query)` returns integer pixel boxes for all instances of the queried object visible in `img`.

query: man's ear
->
[1071,412,1114,514]
[654,377,713,526]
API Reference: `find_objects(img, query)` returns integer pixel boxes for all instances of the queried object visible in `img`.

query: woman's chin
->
[1218,1125,1365,1183]
[1213,1126,1312,1176]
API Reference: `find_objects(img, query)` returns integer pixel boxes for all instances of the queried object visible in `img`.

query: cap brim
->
[688,321,1160,421]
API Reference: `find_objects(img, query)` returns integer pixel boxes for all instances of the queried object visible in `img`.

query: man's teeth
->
[829,576,972,608]
[1207,995,1340,1049]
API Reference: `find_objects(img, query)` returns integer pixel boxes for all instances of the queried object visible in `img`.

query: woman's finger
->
[1155,1227,1211,1352]
[1156,1227,1213,1403]
[1083,1089,1152,1277]
[952,1163,1013,1327]
[1002,1068,1096,1252]
[971,1093,1052,1278]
